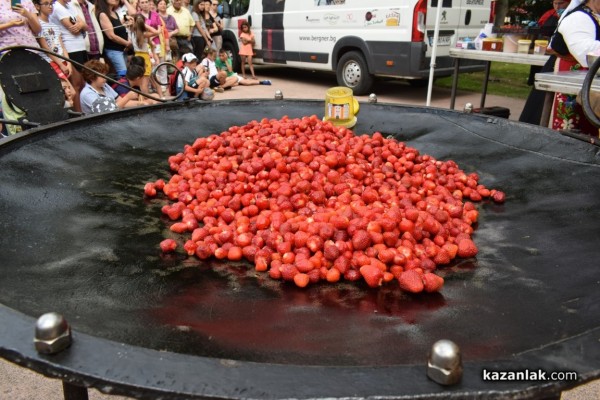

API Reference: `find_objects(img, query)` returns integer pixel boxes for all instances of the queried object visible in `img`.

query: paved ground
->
[2,66,598,399]
[212,65,525,118]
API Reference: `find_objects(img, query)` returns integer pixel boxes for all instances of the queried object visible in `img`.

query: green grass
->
[435,62,533,99]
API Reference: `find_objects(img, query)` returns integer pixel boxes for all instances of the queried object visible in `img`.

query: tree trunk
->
[495,0,509,27]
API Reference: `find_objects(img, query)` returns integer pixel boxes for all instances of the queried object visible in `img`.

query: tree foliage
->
[497,0,554,26]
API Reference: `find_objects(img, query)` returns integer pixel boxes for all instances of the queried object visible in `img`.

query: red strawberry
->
[165,206,182,220]
[294,230,310,248]
[307,268,321,283]
[183,240,197,255]
[422,273,444,293]
[433,249,451,265]
[333,256,350,274]
[442,243,458,259]
[447,204,463,218]
[399,219,415,233]
[293,273,310,288]
[306,235,324,253]
[457,239,478,258]
[159,239,177,253]
[359,264,384,288]
[268,263,281,279]
[295,258,315,273]
[170,222,188,233]
[351,229,371,251]
[492,190,506,204]
[154,179,165,190]
[383,231,399,247]
[377,248,395,264]
[227,246,243,261]
[242,245,258,261]
[279,263,299,281]
[398,270,424,293]
[404,208,419,222]
[390,265,404,280]
[330,215,350,229]
[420,257,436,271]
[404,258,422,270]
[344,268,361,281]
[422,217,439,234]
[379,217,397,232]
[323,240,340,260]
[361,188,379,204]
[319,223,335,240]
[194,242,212,259]
[144,182,157,197]
[309,190,326,204]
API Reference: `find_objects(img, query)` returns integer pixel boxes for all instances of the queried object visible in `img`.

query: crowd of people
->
[0,0,270,136]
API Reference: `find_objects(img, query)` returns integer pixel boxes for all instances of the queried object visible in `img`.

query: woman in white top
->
[550,0,600,134]
[49,0,88,67]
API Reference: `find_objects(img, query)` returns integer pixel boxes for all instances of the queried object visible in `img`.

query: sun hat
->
[182,53,198,63]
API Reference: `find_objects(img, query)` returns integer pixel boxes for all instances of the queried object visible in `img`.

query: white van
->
[219,0,496,95]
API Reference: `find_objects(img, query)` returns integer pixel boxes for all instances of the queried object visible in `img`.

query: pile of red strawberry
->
[144,115,505,293]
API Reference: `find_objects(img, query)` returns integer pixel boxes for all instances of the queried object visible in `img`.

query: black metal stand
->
[450,58,460,110]
[62,382,89,400]
[480,61,491,108]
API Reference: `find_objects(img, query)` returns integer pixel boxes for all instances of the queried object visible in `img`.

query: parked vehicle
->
[219,0,496,95]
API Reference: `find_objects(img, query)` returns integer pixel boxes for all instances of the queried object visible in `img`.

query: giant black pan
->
[0,100,599,399]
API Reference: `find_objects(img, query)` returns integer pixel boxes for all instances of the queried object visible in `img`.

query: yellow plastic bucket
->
[517,39,531,54]
[534,40,548,55]
[323,87,360,128]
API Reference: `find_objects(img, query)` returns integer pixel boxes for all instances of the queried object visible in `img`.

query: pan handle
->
[580,54,600,128]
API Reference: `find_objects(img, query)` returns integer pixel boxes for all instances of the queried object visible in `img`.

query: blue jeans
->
[104,49,127,77]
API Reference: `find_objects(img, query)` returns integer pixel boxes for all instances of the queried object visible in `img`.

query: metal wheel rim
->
[342,60,361,87]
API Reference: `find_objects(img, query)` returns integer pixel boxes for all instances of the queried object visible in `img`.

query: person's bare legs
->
[224,75,239,88]
[241,56,247,79]
[248,55,255,79]
[239,77,259,85]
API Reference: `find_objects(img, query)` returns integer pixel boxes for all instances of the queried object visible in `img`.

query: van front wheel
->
[336,51,374,95]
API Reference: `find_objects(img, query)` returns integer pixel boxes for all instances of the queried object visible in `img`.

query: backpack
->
[168,60,185,96]
[168,70,178,96]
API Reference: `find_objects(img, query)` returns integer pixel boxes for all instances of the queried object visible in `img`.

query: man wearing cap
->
[168,0,195,53]
[177,53,212,100]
